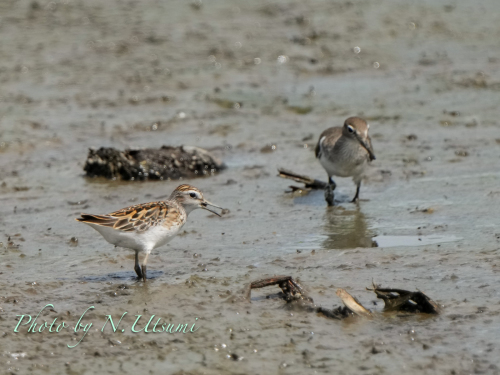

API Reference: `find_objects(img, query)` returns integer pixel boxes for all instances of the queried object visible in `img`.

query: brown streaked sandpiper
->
[76,184,222,281]
[315,117,376,205]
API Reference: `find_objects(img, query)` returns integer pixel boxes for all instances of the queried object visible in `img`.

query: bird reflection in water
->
[321,207,376,250]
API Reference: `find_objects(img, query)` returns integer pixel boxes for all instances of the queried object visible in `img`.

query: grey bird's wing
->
[315,127,343,159]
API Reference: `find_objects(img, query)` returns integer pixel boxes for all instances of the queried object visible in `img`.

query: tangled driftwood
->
[235,276,439,320]
[367,283,440,314]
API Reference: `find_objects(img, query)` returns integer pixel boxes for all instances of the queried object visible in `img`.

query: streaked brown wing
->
[76,201,174,232]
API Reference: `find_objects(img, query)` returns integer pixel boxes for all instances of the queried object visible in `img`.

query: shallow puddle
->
[372,235,461,248]
[321,207,376,249]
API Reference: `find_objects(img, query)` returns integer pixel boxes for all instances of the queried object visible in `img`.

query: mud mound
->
[83,145,225,181]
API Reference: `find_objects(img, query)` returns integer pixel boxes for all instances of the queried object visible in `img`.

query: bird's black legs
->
[325,176,336,206]
[351,182,361,203]
[134,251,143,279]
[141,253,150,282]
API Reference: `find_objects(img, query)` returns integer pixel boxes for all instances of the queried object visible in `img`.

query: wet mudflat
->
[1,0,500,374]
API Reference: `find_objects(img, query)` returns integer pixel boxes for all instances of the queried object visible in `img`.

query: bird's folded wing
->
[315,127,343,158]
[76,201,174,232]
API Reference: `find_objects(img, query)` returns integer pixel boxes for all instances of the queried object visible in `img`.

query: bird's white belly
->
[87,222,185,253]
[319,154,366,178]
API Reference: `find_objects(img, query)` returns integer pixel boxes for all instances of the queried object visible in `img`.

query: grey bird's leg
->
[134,251,143,279]
[325,176,336,206]
[141,252,150,282]
[351,182,361,203]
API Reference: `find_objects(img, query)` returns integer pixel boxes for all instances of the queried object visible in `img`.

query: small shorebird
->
[315,117,376,205]
[76,184,222,281]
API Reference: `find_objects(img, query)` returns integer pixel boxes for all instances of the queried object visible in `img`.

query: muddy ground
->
[1,0,500,374]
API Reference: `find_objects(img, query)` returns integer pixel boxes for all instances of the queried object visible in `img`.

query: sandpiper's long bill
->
[315,116,375,205]
[76,184,223,281]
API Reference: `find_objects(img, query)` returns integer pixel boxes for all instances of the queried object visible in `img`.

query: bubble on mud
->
[260,143,277,153]
[234,41,242,49]
[277,55,288,64]
[353,46,361,54]
[11,353,27,359]
[67,200,87,206]
[373,62,380,69]
[69,237,78,247]
[254,57,261,65]
[178,112,186,119]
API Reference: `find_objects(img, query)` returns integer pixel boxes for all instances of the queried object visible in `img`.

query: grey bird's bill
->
[356,135,376,161]
[200,200,223,216]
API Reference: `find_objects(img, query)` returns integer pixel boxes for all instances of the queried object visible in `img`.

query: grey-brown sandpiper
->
[315,117,376,205]
[76,184,222,281]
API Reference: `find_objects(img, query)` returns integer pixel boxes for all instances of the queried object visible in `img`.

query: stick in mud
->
[277,168,328,190]
[237,276,370,320]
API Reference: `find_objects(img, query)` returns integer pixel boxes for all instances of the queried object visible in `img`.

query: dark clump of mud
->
[83,145,225,180]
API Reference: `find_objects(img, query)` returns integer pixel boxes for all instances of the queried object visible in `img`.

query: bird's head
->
[170,184,222,216]
[342,117,376,161]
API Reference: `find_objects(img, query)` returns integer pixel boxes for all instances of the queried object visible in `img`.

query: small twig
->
[277,168,328,189]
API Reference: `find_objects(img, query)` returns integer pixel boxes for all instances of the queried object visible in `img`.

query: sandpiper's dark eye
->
[190,192,196,198]
[347,125,354,133]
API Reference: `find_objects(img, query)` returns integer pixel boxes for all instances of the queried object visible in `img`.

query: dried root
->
[367,283,440,314]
